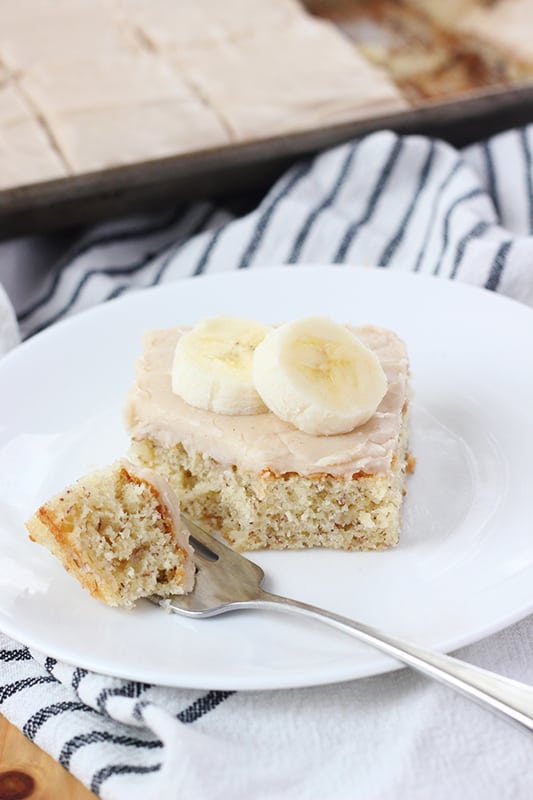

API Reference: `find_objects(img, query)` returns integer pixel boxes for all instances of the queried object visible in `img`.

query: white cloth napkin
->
[1,126,533,800]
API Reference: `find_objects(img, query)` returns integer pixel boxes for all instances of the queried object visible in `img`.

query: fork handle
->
[255,589,533,734]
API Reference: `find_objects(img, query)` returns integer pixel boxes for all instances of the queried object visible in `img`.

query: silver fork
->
[153,516,533,734]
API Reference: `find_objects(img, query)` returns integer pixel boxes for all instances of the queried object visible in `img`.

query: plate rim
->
[2,264,533,690]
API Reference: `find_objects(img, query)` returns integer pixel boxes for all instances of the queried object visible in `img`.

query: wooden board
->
[0,714,96,800]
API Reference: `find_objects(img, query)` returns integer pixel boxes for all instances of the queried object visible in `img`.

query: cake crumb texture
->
[129,403,410,552]
[25,460,193,607]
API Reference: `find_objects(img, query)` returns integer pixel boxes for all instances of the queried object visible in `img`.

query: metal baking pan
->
[1,80,533,237]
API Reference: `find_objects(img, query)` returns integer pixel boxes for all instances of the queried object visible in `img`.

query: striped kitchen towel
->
[1,126,533,800]
[6,126,533,340]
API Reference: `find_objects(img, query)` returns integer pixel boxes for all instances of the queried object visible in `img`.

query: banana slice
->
[171,316,272,415]
[252,316,387,435]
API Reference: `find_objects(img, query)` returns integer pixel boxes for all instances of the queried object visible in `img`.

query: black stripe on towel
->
[432,188,485,275]
[413,160,462,272]
[100,206,217,298]
[238,162,313,269]
[64,207,186,265]
[59,730,162,769]
[149,206,219,285]
[44,657,57,674]
[0,676,56,704]
[17,206,187,322]
[449,220,490,279]
[192,223,227,276]
[333,137,403,263]
[71,667,89,693]
[0,648,32,662]
[132,699,152,722]
[177,690,235,724]
[485,240,512,291]
[519,127,533,234]
[27,236,185,336]
[481,140,501,220]
[96,683,151,716]
[378,140,436,267]
[91,763,161,794]
[23,701,100,740]
[29,258,157,336]
[104,284,132,302]
[287,142,360,263]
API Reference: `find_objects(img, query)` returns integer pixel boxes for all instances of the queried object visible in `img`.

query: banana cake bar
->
[124,323,411,552]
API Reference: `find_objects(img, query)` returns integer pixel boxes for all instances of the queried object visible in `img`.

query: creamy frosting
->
[119,458,195,592]
[124,326,409,478]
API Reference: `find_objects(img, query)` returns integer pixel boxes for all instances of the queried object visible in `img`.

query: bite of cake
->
[25,459,194,607]
[125,315,412,552]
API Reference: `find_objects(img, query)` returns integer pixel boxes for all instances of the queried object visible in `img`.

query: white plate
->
[1,266,533,690]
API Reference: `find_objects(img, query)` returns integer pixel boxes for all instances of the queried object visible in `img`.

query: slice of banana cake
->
[125,316,412,551]
[26,459,194,606]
